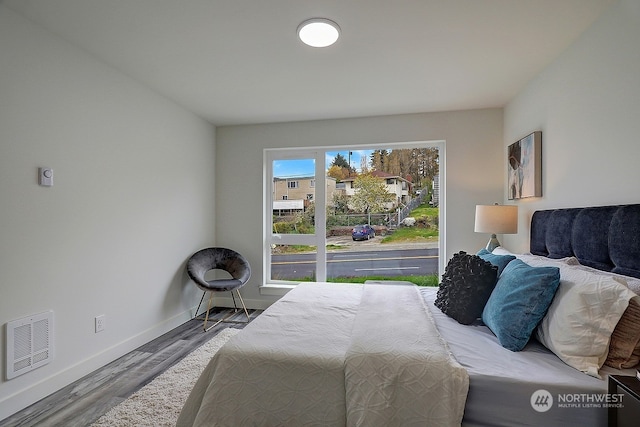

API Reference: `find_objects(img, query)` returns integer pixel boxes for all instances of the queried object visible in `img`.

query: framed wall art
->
[508,131,542,200]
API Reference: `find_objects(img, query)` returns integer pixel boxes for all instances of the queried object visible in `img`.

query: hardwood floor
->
[1,308,261,427]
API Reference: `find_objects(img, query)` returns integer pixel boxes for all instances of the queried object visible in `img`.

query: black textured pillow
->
[435,251,498,325]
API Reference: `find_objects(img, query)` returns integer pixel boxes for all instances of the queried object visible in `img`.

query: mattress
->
[421,286,633,427]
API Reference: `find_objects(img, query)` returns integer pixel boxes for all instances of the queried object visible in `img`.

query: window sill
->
[259,283,296,297]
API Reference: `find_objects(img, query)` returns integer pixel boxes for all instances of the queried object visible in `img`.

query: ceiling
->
[4,0,615,126]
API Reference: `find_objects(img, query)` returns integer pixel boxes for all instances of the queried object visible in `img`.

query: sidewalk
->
[325,235,439,251]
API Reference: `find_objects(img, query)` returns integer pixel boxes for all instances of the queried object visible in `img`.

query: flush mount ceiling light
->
[297,18,340,47]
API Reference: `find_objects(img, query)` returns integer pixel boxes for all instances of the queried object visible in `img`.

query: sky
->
[273,150,373,178]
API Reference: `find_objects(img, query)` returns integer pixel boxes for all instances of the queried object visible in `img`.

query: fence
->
[329,213,389,227]
[394,191,429,226]
[330,191,430,229]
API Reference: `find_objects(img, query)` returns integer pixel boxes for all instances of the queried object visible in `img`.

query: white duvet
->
[177,282,469,427]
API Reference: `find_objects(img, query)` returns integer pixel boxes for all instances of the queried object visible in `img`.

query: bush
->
[273,215,315,234]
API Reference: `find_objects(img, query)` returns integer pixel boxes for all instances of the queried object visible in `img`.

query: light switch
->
[39,167,53,187]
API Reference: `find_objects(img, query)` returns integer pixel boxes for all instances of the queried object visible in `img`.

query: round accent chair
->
[186,247,251,331]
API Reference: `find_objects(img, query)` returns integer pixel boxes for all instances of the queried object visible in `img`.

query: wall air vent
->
[6,311,54,380]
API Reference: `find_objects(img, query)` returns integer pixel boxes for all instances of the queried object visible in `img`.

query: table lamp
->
[474,204,518,251]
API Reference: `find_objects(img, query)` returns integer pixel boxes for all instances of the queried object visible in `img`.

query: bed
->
[177,204,640,427]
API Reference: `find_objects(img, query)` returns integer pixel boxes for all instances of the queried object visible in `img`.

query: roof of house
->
[341,171,411,183]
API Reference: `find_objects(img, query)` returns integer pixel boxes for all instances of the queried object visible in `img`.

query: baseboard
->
[0,307,195,422]
[1,294,276,421]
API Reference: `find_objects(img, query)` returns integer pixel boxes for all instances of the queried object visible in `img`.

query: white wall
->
[0,7,215,419]
[216,109,504,306]
[503,0,640,253]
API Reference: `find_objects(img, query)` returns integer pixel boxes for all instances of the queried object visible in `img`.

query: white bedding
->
[177,282,469,427]
[420,287,635,427]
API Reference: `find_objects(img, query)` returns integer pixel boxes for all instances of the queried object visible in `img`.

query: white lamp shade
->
[474,205,518,234]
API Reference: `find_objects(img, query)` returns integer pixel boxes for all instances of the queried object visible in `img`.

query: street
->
[271,247,438,280]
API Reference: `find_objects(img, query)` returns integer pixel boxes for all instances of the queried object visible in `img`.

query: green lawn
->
[292,274,440,287]
[328,274,439,287]
[380,226,438,243]
[380,204,439,243]
[408,205,439,219]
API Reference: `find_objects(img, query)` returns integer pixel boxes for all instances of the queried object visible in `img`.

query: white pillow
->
[490,246,514,256]
[516,253,579,268]
[535,264,637,378]
[569,263,640,296]
[513,250,640,295]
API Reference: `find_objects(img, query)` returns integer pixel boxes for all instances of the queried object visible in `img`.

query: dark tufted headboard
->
[530,204,640,279]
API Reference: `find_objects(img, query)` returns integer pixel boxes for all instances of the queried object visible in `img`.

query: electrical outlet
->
[95,315,105,333]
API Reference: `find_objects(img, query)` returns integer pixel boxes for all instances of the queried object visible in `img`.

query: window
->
[264,142,443,287]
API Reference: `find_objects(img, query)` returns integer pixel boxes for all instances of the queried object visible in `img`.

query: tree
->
[329,153,355,179]
[419,147,439,182]
[370,149,389,172]
[350,173,395,224]
[332,153,350,168]
[331,192,350,214]
[327,164,353,181]
[376,148,439,189]
[327,165,348,182]
[360,156,369,173]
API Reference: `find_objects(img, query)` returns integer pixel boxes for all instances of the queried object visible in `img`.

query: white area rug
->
[91,327,240,427]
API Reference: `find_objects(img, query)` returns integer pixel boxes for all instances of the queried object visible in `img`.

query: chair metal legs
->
[197,289,251,332]
[194,291,207,320]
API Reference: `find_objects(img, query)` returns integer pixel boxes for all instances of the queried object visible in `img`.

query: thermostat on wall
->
[38,167,53,187]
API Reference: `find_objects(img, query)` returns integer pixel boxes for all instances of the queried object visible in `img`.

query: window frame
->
[262,141,445,291]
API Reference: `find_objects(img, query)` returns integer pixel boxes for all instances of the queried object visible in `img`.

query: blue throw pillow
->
[482,259,561,351]
[477,248,516,276]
